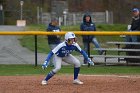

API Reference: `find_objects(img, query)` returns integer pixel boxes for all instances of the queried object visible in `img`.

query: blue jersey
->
[45,42,89,62]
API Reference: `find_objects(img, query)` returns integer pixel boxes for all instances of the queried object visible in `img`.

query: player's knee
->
[74,60,81,67]
[53,67,61,73]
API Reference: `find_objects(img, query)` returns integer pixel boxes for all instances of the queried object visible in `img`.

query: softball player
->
[41,32,94,85]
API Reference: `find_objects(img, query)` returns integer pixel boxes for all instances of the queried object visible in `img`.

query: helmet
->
[65,32,76,40]
[65,32,76,44]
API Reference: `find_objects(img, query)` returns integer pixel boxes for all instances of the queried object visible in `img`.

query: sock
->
[74,67,80,80]
[45,71,55,81]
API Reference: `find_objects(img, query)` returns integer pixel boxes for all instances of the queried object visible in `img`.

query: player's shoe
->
[73,79,83,85]
[41,80,48,85]
[82,63,88,66]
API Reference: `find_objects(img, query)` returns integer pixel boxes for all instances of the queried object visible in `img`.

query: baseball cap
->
[51,18,58,22]
[132,8,139,12]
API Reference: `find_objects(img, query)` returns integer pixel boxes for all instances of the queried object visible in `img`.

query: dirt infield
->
[0,75,140,93]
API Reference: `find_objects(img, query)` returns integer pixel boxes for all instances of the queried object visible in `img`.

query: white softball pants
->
[52,54,81,73]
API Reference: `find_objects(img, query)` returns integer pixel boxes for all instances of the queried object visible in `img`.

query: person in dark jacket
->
[126,8,140,42]
[46,18,61,66]
[124,8,140,62]
[80,13,104,65]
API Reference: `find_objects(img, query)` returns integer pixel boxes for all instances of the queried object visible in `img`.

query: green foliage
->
[4,0,50,24]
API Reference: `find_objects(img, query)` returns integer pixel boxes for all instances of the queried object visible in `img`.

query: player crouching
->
[41,32,94,85]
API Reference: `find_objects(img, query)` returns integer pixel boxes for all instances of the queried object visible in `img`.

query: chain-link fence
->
[41,11,113,25]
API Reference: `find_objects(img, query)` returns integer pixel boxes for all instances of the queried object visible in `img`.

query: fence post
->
[87,35,90,67]
[105,10,109,24]
[37,6,40,24]
[35,35,38,66]
[0,4,4,25]
[73,13,76,25]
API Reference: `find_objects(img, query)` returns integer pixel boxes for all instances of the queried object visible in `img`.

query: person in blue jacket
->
[80,13,104,65]
[46,18,61,66]
[41,32,94,85]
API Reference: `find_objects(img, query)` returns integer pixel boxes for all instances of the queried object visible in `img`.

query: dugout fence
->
[0,31,140,66]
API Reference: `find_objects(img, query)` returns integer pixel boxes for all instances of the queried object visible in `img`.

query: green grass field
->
[0,65,139,76]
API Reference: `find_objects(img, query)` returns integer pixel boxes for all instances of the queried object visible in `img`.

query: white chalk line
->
[79,74,140,78]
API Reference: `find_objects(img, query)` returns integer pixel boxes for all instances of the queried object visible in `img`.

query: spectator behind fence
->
[124,8,140,62]
[80,13,104,65]
[125,8,140,44]
[46,18,61,66]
